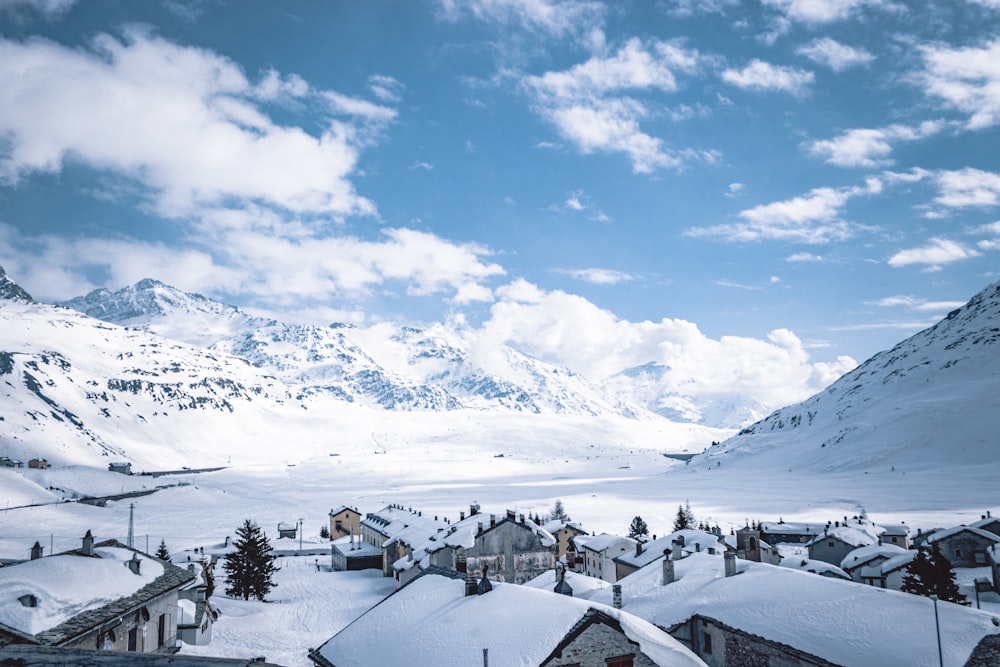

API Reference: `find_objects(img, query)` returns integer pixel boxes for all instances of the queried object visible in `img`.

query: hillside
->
[692,280,1000,473]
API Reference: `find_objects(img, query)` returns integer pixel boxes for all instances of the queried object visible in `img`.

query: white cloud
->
[0,0,75,18]
[565,196,585,211]
[368,74,404,103]
[687,181,880,244]
[437,0,605,37]
[523,39,705,173]
[887,237,981,268]
[557,268,636,285]
[725,182,744,198]
[721,59,814,95]
[411,161,435,171]
[322,91,397,122]
[869,295,967,311]
[797,37,874,71]
[480,281,858,411]
[920,38,1000,129]
[933,168,1000,208]
[967,0,1000,6]
[664,0,739,16]
[761,0,888,24]
[786,252,824,262]
[0,29,380,219]
[806,121,944,168]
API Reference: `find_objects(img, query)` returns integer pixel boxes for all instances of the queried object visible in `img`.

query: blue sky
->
[1,0,999,407]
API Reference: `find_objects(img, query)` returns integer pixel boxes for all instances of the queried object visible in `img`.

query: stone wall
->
[542,620,657,667]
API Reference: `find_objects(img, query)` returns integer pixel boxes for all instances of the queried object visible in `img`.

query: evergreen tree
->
[320,525,330,540]
[673,504,691,531]
[628,515,649,539]
[901,547,936,597]
[223,519,278,601]
[549,499,570,522]
[929,544,966,604]
[154,539,170,561]
[684,501,696,527]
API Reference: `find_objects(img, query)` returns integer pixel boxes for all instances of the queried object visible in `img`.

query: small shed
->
[277,523,297,539]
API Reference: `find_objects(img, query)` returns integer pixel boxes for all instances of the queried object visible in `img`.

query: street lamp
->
[931,595,943,667]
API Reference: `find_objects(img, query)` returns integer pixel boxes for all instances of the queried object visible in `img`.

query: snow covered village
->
[3,1,1000,665]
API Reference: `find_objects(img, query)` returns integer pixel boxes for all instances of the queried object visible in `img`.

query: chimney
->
[470,503,478,516]
[506,509,515,521]
[30,542,42,560]
[127,552,142,575]
[465,567,478,596]
[635,542,643,557]
[456,555,468,574]
[490,514,496,528]
[82,530,94,557]
[662,552,675,585]
[708,547,716,555]
[695,543,701,553]
[519,513,525,524]
[724,552,736,577]
[671,539,682,561]
[460,511,465,521]
[407,545,413,561]
[478,521,484,535]
[612,584,622,609]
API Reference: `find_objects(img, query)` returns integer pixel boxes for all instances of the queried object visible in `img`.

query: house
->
[728,525,781,565]
[328,506,362,539]
[779,557,850,580]
[359,504,445,576]
[576,533,636,583]
[276,523,297,539]
[970,512,1000,539]
[108,462,132,475]
[0,531,195,653]
[0,457,23,468]
[176,560,217,647]
[590,550,1000,667]
[330,535,382,572]
[26,459,49,470]
[805,518,879,566]
[757,521,819,545]
[878,523,911,548]
[859,551,917,591]
[395,507,557,588]
[616,530,726,581]
[542,519,588,566]
[839,543,909,582]
[307,571,706,667]
[923,525,1000,568]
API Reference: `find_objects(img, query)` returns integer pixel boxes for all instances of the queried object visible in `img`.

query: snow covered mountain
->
[692,280,1000,473]
[0,265,32,302]
[60,278,640,417]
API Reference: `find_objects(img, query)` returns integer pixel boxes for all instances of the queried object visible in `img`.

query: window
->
[157,613,166,647]
[606,655,634,667]
[128,627,138,651]
[975,551,987,564]
[703,632,713,654]
[828,541,834,548]
[955,549,963,559]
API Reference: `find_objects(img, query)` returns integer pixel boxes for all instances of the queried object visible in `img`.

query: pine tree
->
[901,547,935,596]
[549,499,570,522]
[154,539,170,561]
[628,516,649,539]
[684,501,696,527]
[320,525,330,540]
[929,544,967,604]
[673,504,690,531]
[223,519,278,601]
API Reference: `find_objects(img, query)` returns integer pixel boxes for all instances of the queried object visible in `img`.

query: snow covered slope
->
[693,280,1000,473]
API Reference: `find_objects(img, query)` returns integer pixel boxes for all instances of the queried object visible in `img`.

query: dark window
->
[956,549,963,559]
[828,541,834,548]
[127,627,137,651]
[703,632,713,654]
[335,520,343,531]
[607,655,634,667]
[157,614,166,647]
[975,551,987,564]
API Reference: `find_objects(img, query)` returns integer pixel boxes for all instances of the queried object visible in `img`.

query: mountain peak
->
[0,264,33,302]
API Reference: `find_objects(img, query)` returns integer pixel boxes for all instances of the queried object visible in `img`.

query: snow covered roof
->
[523,569,612,601]
[758,521,820,537]
[0,541,193,643]
[590,552,1000,667]
[805,520,880,548]
[616,530,724,570]
[329,505,359,517]
[860,550,917,578]
[926,525,1000,545]
[969,516,1000,531]
[331,536,381,559]
[577,533,635,554]
[879,523,911,536]
[840,543,909,571]
[361,505,445,548]
[541,519,586,535]
[779,557,850,579]
[312,573,706,667]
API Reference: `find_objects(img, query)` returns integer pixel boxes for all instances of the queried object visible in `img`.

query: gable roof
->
[616,530,725,570]
[0,539,195,645]
[360,505,445,548]
[311,573,705,667]
[805,522,879,549]
[590,552,1000,667]
[577,533,635,554]
[840,543,908,571]
[926,525,1000,545]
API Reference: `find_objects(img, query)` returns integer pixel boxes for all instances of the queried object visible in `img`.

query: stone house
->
[859,551,917,591]
[576,534,636,583]
[108,461,132,475]
[839,543,908,582]
[616,530,726,581]
[0,531,194,654]
[878,524,911,549]
[730,526,781,565]
[359,504,445,576]
[307,571,705,667]
[758,521,819,545]
[969,512,1000,539]
[543,519,588,566]
[26,458,49,470]
[924,526,1000,568]
[327,506,361,539]
[806,520,878,566]
[401,507,558,588]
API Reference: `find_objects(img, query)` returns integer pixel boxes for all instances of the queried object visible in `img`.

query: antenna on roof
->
[127,503,135,549]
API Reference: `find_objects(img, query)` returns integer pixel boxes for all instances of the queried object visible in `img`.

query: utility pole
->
[298,518,303,551]
[931,595,943,667]
[127,503,135,549]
